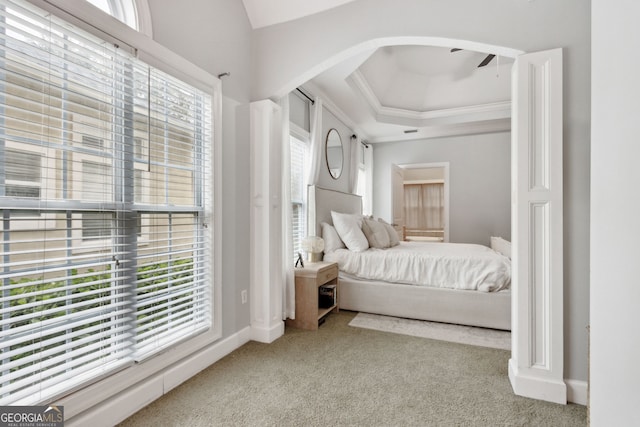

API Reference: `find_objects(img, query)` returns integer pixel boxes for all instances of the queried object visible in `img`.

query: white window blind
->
[289,135,308,261]
[0,0,212,405]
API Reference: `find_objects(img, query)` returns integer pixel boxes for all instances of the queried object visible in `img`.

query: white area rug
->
[349,312,511,350]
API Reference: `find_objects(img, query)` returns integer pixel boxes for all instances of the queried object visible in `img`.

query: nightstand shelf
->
[286,261,339,330]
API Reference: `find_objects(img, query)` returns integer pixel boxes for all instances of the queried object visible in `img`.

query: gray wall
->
[147,0,590,384]
[318,108,354,193]
[251,0,591,383]
[591,0,638,423]
[373,132,511,246]
[148,0,252,336]
[288,96,357,194]
[147,0,251,102]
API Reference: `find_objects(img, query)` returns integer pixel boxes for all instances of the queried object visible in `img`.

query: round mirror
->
[325,128,343,179]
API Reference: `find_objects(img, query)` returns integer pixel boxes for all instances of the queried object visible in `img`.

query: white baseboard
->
[565,379,588,406]
[67,326,252,427]
[250,320,284,343]
[508,359,567,405]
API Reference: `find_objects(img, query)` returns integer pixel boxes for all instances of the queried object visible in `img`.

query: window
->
[3,144,56,230]
[356,142,371,216]
[290,135,309,260]
[5,149,41,198]
[404,183,445,231]
[0,0,212,406]
[289,90,312,261]
[85,0,139,31]
[81,135,105,150]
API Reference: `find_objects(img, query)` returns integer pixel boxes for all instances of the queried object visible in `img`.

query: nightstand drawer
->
[317,264,338,284]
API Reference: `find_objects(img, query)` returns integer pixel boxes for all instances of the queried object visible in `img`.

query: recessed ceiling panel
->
[358,45,513,111]
[308,44,514,143]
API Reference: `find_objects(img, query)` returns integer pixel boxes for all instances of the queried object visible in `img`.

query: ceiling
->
[308,45,513,143]
[241,0,357,29]
[240,2,513,143]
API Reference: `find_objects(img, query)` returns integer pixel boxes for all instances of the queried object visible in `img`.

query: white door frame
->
[390,164,405,237]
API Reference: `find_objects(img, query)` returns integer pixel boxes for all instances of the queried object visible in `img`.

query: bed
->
[309,185,511,331]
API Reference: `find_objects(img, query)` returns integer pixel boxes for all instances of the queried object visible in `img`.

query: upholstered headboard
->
[308,185,362,237]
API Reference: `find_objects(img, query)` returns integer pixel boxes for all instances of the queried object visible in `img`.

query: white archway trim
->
[272,36,524,99]
[257,36,568,405]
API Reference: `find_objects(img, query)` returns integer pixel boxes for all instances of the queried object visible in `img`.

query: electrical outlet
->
[241,290,247,304]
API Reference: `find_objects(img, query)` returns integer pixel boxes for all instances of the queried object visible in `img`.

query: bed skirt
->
[339,275,511,331]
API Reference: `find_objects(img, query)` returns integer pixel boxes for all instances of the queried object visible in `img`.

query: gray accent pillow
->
[362,218,391,248]
[377,218,401,246]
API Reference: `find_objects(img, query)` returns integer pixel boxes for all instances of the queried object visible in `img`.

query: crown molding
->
[348,69,511,128]
[369,118,510,144]
[302,81,370,141]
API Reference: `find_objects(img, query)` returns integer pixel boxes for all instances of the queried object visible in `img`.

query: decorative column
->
[249,100,284,343]
[509,48,566,404]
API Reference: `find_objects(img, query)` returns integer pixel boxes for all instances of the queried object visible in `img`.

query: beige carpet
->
[119,311,586,427]
[349,312,511,350]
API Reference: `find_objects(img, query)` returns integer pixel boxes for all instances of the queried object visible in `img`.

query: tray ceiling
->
[308,45,514,143]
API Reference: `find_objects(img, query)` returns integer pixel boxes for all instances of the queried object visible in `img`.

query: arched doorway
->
[250,38,565,404]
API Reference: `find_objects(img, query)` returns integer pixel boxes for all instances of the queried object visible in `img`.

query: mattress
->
[323,241,511,292]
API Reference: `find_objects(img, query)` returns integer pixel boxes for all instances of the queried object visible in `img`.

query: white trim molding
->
[65,327,252,427]
[347,70,511,128]
[508,360,567,405]
[370,119,511,143]
[249,100,286,344]
[134,0,153,37]
[302,81,369,142]
[565,379,588,406]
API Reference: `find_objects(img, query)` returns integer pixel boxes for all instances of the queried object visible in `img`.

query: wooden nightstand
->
[286,261,339,330]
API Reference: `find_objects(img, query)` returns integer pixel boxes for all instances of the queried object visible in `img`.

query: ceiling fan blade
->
[477,54,496,67]
[450,48,463,52]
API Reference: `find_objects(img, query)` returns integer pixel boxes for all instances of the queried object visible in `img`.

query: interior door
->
[391,164,404,238]
[509,48,565,404]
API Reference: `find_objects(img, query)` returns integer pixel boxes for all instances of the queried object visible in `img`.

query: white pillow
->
[361,218,391,248]
[321,222,345,253]
[377,218,400,246]
[330,211,369,252]
[491,236,512,259]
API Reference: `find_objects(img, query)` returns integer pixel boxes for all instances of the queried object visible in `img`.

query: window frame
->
[70,158,115,251]
[83,0,153,37]
[1,0,222,414]
[69,155,151,253]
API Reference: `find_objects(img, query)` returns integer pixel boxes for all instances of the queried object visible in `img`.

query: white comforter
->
[323,241,511,292]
